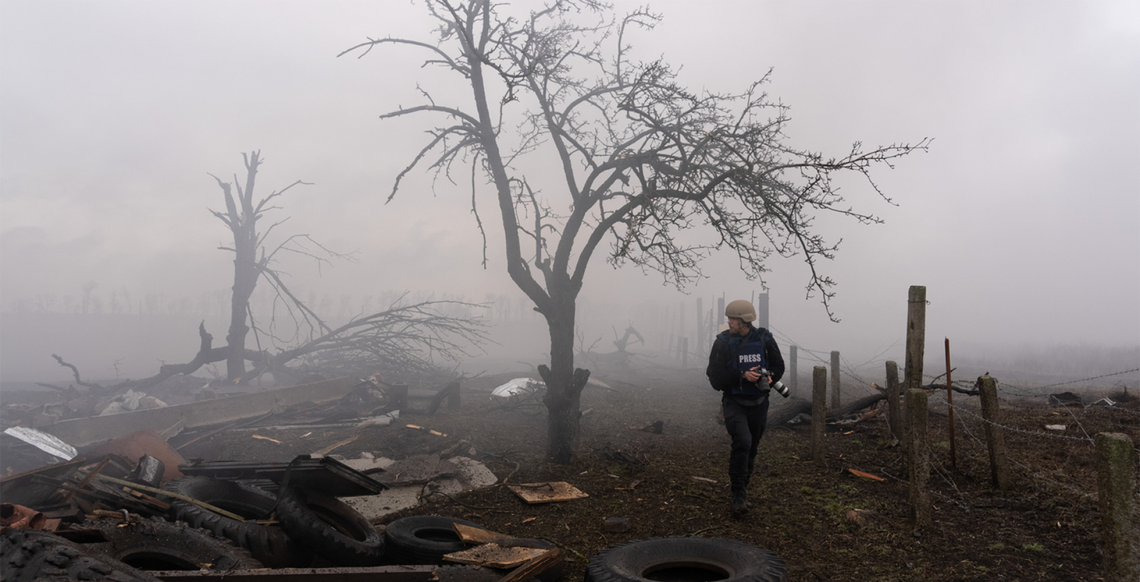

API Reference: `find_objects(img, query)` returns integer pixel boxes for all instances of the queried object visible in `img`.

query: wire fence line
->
[923,388,1140,501]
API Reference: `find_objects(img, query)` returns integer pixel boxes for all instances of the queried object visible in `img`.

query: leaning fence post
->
[812,366,827,465]
[907,388,932,529]
[886,361,902,442]
[1095,432,1139,582]
[977,375,1011,490]
[830,350,841,408]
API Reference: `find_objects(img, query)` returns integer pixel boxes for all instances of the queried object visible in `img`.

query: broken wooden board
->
[506,482,588,504]
[847,468,885,482]
[453,522,510,544]
[443,543,548,568]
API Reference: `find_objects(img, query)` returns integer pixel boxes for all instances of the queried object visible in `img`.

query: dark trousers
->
[723,396,770,492]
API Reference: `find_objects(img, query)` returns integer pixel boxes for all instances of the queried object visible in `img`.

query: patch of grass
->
[988,542,1006,551]
[799,486,816,496]
[1023,543,1044,553]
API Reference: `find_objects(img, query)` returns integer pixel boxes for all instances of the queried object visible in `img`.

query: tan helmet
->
[725,299,756,323]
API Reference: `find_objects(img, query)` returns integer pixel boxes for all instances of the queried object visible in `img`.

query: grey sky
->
[1,0,1137,382]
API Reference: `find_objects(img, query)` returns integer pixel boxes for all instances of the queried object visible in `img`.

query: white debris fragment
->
[1044,424,1067,431]
[491,378,544,397]
[3,426,78,460]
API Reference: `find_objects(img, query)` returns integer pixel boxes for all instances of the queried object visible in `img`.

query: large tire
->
[585,537,788,582]
[1,528,161,582]
[86,516,263,572]
[276,485,384,566]
[383,515,482,565]
[161,475,304,568]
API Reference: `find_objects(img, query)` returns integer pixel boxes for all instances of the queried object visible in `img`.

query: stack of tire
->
[2,529,160,582]
[161,476,385,567]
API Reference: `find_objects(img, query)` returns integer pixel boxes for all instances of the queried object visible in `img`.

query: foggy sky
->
[1,0,1138,383]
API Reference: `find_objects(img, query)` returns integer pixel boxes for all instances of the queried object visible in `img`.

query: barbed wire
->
[929,394,1097,445]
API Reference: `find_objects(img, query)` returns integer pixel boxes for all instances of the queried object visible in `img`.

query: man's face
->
[727,317,748,336]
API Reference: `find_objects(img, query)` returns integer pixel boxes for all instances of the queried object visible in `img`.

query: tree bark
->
[224,154,261,381]
[539,295,590,463]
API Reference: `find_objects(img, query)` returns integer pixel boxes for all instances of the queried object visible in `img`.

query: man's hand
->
[743,366,763,384]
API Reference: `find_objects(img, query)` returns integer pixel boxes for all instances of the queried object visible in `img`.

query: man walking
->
[706,299,785,513]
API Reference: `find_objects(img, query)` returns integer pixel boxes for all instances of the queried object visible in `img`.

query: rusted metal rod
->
[945,337,956,469]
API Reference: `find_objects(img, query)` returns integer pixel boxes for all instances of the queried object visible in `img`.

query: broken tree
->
[52,152,489,396]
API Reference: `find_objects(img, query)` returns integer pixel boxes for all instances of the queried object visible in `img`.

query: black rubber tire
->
[382,515,482,565]
[585,537,788,582]
[161,475,304,568]
[86,516,263,572]
[1,528,161,582]
[276,485,384,566]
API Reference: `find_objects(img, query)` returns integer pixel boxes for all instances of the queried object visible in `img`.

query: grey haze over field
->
[1,0,1137,384]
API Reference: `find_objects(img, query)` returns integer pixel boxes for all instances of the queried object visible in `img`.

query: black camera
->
[759,368,790,398]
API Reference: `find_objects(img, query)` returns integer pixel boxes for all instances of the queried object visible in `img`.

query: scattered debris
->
[603,517,631,532]
[507,481,589,504]
[405,424,447,437]
[1089,397,1117,408]
[98,390,167,416]
[1044,424,1067,431]
[491,378,544,397]
[848,469,885,482]
[444,543,549,568]
[251,435,282,444]
[1048,392,1082,407]
[314,434,360,456]
[639,420,664,434]
[374,454,458,487]
[86,430,186,484]
[454,523,510,544]
[3,426,77,461]
[845,508,875,526]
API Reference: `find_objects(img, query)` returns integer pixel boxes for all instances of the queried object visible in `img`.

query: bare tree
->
[209,151,311,381]
[52,152,488,397]
[342,0,929,462]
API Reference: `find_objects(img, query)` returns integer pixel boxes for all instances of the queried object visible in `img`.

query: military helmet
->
[725,299,756,323]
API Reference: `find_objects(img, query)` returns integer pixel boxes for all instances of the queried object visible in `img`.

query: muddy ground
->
[157,360,1133,581]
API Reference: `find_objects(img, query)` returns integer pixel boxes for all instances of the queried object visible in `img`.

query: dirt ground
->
[160,359,1137,581]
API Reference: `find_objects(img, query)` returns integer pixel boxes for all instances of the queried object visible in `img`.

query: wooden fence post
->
[790,345,798,392]
[696,297,704,356]
[1096,432,1139,582]
[811,366,827,465]
[830,350,841,408]
[977,375,1011,490]
[907,388,932,529]
[886,361,902,442]
[904,285,927,447]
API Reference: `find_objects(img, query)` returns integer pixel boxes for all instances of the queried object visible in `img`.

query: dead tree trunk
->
[769,391,887,428]
[213,152,266,381]
[539,295,590,464]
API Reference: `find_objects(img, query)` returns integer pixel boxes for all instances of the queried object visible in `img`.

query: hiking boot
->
[731,490,748,513]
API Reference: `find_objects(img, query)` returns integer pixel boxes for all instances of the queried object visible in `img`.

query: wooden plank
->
[500,549,561,582]
[443,544,547,568]
[453,523,510,544]
[506,482,588,504]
